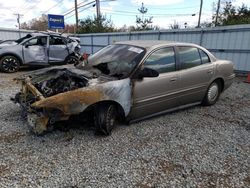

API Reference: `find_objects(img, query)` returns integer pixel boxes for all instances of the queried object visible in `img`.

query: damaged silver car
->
[14,40,235,135]
[0,32,81,73]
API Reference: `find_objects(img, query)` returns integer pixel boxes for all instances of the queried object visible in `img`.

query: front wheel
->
[65,55,79,65]
[202,81,221,106]
[0,55,20,73]
[94,104,117,136]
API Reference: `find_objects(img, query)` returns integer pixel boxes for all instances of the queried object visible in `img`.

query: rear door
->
[177,46,215,105]
[129,46,181,119]
[22,36,48,64]
[48,36,69,64]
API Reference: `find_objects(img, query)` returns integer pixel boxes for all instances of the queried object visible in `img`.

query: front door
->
[23,36,48,64]
[129,47,180,119]
[48,36,69,64]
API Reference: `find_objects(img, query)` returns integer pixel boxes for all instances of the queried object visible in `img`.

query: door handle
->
[207,70,213,74]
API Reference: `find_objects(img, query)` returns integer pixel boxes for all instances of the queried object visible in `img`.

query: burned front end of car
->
[14,65,132,135]
[13,43,145,135]
[14,67,90,134]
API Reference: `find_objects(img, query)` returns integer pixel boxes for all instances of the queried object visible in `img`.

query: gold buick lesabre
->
[14,40,235,135]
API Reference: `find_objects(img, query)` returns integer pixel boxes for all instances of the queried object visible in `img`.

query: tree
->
[136,3,153,30]
[200,21,213,28]
[169,21,181,29]
[118,24,137,32]
[20,14,48,31]
[213,1,250,26]
[64,24,76,33]
[78,14,116,33]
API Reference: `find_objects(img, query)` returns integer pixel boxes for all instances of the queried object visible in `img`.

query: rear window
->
[199,49,210,64]
[179,47,201,69]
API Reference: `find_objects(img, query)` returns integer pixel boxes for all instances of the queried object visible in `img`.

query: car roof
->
[30,32,66,38]
[115,40,217,61]
[31,33,50,37]
[115,40,200,50]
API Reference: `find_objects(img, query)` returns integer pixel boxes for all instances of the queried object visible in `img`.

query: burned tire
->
[202,81,221,106]
[65,55,79,65]
[0,55,20,73]
[94,104,117,136]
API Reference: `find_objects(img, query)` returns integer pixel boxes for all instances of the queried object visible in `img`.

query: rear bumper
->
[224,73,235,91]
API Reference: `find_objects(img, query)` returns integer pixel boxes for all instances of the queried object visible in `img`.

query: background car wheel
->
[0,55,20,73]
[202,81,221,106]
[65,55,79,65]
[94,104,117,136]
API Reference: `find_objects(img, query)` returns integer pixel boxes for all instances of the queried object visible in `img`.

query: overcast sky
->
[0,0,249,30]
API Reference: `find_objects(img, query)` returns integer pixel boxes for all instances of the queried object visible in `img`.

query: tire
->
[202,81,221,106]
[94,104,117,136]
[65,55,79,65]
[0,55,20,73]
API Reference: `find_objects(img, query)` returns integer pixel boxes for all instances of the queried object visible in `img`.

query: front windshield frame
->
[15,34,33,44]
[85,44,146,79]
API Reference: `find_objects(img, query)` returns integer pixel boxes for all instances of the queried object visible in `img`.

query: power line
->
[65,4,95,20]
[41,0,64,14]
[64,0,95,16]
[20,0,33,11]
[100,8,196,17]
[21,0,43,15]
[113,2,200,10]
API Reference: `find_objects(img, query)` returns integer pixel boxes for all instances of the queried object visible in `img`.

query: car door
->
[48,36,69,64]
[129,46,181,119]
[22,36,48,64]
[177,46,215,105]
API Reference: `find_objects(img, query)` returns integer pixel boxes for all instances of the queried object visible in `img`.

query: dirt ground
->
[0,69,250,187]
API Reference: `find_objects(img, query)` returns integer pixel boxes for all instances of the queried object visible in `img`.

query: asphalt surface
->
[0,69,250,187]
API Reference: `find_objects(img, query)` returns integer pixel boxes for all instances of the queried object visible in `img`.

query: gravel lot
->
[0,69,250,188]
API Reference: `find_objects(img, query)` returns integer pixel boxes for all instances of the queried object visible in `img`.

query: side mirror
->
[134,67,159,79]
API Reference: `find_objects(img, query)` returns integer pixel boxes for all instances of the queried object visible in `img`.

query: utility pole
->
[75,0,79,33]
[14,13,23,38]
[215,0,221,26]
[197,0,203,27]
[96,0,100,19]
[14,13,23,29]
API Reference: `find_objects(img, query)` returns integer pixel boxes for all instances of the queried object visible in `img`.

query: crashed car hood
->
[17,65,132,116]
[18,65,94,80]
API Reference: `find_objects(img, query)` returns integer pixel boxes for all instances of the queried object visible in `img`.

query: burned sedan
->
[14,40,235,135]
[0,32,81,73]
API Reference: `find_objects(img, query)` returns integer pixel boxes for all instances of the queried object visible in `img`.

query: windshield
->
[84,44,145,79]
[15,34,32,44]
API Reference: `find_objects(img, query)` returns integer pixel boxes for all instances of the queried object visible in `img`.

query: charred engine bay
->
[33,69,89,97]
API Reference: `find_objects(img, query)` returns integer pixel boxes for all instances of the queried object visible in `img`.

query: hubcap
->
[2,57,19,72]
[208,83,218,102]
[68,57,78,64]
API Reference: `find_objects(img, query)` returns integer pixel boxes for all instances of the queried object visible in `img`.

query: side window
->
[49,36,65,45]
[179,47,201,69]
[144,47,176,74]
[25,36,47,46]
[199,49,210,64]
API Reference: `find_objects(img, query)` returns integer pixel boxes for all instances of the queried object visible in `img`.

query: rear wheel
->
[202,81,221,106]
[0,55,20,73]
[94,104,117,136]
